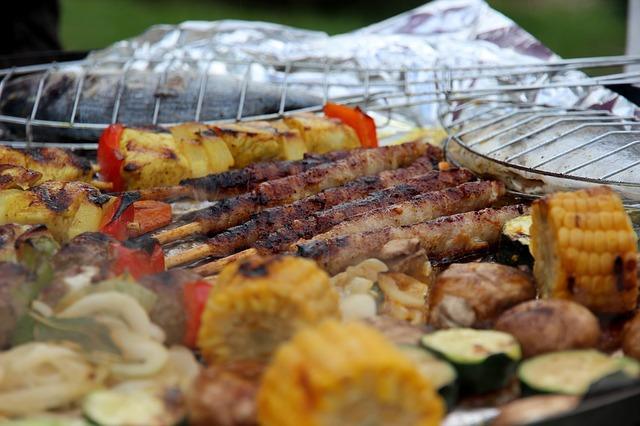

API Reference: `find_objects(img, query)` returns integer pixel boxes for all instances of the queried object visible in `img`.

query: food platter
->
[1,0,640,425]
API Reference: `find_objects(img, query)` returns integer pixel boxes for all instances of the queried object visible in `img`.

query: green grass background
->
[61,0,626,59]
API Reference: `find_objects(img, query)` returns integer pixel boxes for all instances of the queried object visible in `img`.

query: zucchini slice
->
[519,350,640,396]
[83,390,183,426]
[420,328,521,394]
[497,215,533,266]
[400,345,459,409]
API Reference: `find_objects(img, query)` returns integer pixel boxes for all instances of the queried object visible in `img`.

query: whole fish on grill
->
[0,68,321,141]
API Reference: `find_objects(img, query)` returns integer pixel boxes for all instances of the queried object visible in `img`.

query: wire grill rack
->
[0,54,638,146]
[1,54,640,200]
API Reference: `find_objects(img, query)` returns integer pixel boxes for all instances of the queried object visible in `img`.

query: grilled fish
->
[297,204,529,274]
[0,69,321,141]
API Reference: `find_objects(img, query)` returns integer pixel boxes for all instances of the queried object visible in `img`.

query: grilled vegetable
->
[0,145,92,183]
[497,215,533,266]
[400,345,459,409]
[83,390,184,426]
[284,112,361,152]
[530,186,638,313]
[421,328,521,394]
[128,200,172,238]
[0,164,42,190]
[98,114,362,190]
[518,350,640,396]
[258,320,445,426]
[495,299,600,358]
[0,181,119,242]
[492,395,580,426]
[197,255,340,364]
[429,263,535,329]
[323,103,378,148]
[170,122,235,178]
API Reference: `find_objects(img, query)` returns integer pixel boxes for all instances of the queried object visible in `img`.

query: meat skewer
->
[297,204,529,274]
[256,174,491,254]
[131,150,353,202]
[164,163,469,268]
[152,141,439,246]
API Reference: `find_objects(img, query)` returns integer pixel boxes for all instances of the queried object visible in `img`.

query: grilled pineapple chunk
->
[119,128,191,189]
[170,123,234,178]
[212,121,307,167]
[258,320,445,426]
[0,164,42,189]
[0,145,92,183]
[284,113,360,153]
[0,181,115,242]
[531,186,638,313]
[197,255,340,364]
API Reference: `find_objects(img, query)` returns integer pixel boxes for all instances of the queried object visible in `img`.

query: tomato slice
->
[324,103,378,148]
[183,280,212,348]
[110,241,165,279]
[97,124,125,191]
[130,200,173,237]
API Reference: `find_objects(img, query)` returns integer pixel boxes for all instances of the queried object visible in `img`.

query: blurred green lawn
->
[61,0,625,59]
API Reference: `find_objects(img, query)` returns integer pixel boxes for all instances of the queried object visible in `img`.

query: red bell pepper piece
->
[182,280,212,348]
[99,197,135,241]
[129,200,173,238]
[110,241,165,279]
[324,103,378,148]
[97,124,125,192]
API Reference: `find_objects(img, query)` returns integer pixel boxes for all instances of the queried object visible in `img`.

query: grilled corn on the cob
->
[197,255,340,364]
[257,320,445,426]
[531,186,638,313]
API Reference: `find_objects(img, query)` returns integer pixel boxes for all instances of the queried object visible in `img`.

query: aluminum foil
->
[87,0,639,126]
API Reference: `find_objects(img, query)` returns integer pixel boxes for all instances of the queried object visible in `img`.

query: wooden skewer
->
[164,242,214,269]
[202,275,218,285]
[192,248,259,276]
[153,222,205,245]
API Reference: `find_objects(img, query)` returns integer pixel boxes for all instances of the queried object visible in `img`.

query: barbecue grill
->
[1,54,640,204]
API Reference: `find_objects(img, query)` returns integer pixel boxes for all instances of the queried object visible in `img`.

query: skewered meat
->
[135,150,352,202]
[259,177,495,253]
[153,141,437,245]
[298,204,529,274]
[176,159,454,263]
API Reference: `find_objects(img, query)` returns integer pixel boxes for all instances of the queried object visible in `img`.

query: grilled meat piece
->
[138,269,202,346]
[258,170,480,253]
[0,145,92,183]
[0,181,114,242]
[170,141,438,239]
[136,150,352,202]
[310,180,505,241]
[0,164,42,190]
[196,157,444,258]
[298,204,529,274]
[0,223,32,261]
[187,361,264,426]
